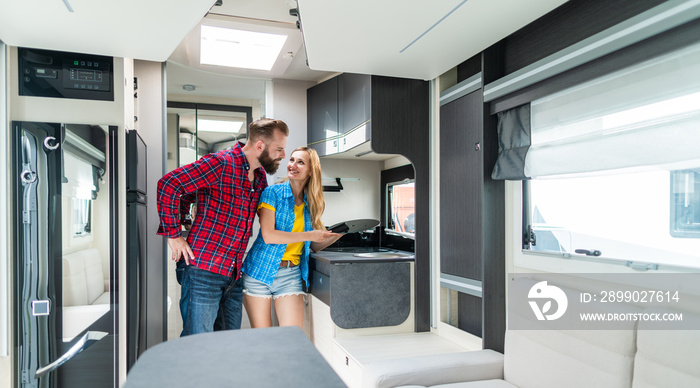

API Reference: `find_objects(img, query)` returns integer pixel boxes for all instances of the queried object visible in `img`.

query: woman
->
[241,146,342,328]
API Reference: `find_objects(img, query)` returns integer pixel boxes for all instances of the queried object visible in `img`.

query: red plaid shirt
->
[157,142,268,278]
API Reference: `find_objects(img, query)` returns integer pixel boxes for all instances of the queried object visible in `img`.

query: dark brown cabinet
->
[440,90,484,280]
[306,73,392,157]
[439,82,504,350]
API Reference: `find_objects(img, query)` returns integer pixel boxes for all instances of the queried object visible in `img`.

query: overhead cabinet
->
[307,73,419,157]
[307,76,339,156]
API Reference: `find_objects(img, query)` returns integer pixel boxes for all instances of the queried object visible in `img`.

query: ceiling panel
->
[297,0,569,80]
[0,0,216,61]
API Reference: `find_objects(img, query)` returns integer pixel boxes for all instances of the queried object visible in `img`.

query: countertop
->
[310,247,415,264]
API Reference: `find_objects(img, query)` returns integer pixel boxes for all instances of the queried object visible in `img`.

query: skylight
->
[200,25,287,71]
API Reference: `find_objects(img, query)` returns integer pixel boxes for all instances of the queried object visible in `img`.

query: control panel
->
[19,47,114,101]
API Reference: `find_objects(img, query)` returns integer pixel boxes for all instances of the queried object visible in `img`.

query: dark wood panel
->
[490,18,700,114]
[439,91,483,280]
[456,55,481,83]
[502,0,665,75]
[482,42,505,85]
[481,101,505,353]
[458,292,482,337]
[370,76,430,332]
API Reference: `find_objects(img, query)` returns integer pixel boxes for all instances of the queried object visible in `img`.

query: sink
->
[352,252,414,259]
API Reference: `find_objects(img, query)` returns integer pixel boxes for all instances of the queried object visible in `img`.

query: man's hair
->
[248,118,289,143]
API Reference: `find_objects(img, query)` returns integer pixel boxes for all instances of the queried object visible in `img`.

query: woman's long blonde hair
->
[294,146,325,230]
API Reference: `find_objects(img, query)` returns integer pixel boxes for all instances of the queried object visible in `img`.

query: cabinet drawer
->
[310,270,331,305]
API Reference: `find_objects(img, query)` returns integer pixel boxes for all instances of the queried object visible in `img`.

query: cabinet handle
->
[43,136,60,151]
[35,331,108,378]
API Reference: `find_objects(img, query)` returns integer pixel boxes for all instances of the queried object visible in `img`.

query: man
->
[157,118,289,336]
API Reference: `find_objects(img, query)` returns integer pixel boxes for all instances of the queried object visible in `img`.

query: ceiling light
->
[200,25,287,71]
[198,119,244,134]
[183,84,196,91]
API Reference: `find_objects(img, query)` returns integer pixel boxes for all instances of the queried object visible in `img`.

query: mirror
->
[167,102,253,167]
[61,124,110,342]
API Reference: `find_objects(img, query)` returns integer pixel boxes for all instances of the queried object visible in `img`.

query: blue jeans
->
[175,259,189,323]
[180,265,242,336]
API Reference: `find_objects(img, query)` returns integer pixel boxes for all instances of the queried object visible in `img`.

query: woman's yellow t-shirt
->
[258,202,304,265]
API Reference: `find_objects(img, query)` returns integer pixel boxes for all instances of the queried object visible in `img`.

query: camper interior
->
[1,0,700,387]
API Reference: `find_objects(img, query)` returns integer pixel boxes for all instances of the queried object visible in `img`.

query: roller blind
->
[493,41,700,180]
[526,41,700,178]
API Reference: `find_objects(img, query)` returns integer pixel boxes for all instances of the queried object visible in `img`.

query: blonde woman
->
[241,147,342,328]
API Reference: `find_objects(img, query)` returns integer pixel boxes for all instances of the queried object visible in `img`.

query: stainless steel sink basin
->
[352,252,413,259]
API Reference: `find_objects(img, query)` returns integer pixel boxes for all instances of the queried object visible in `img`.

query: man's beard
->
[259,147,281,174]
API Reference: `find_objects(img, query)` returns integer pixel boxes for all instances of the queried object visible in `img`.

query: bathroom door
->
[13,121,118,388]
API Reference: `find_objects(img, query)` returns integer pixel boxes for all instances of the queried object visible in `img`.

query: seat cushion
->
[363,350,504,388]
[397,379,517,388]
[92,291,111,305]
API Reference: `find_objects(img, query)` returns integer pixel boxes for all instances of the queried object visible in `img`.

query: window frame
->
[385,178,416,240]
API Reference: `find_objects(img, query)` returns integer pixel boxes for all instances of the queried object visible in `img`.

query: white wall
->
[268,78,315,183]
[318,158,383,226]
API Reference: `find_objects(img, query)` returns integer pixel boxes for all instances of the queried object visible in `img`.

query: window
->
[386,179,415,239]
[522,41,700,269]
[525,167,700,268]
[671,169,700,238]
[72,197,92,236]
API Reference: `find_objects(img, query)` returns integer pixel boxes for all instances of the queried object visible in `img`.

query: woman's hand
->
[308,229,339,243]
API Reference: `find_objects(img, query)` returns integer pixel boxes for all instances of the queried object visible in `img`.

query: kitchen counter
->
[309,247,414,329]
[311,247,415,263]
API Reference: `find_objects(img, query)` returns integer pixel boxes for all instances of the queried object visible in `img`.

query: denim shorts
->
[241,266,304,299]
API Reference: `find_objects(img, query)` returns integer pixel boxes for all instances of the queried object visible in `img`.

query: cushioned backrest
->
[632,309,700,388]
[62,248,104,305]
[62,254,88,306]
[82,249,105,304]
[505,327,637,388]
[504,280,639,388]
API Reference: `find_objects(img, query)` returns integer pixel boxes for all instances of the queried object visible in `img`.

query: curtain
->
[491,104,530,180]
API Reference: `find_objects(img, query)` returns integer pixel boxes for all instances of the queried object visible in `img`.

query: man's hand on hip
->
[168,237,195,265]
